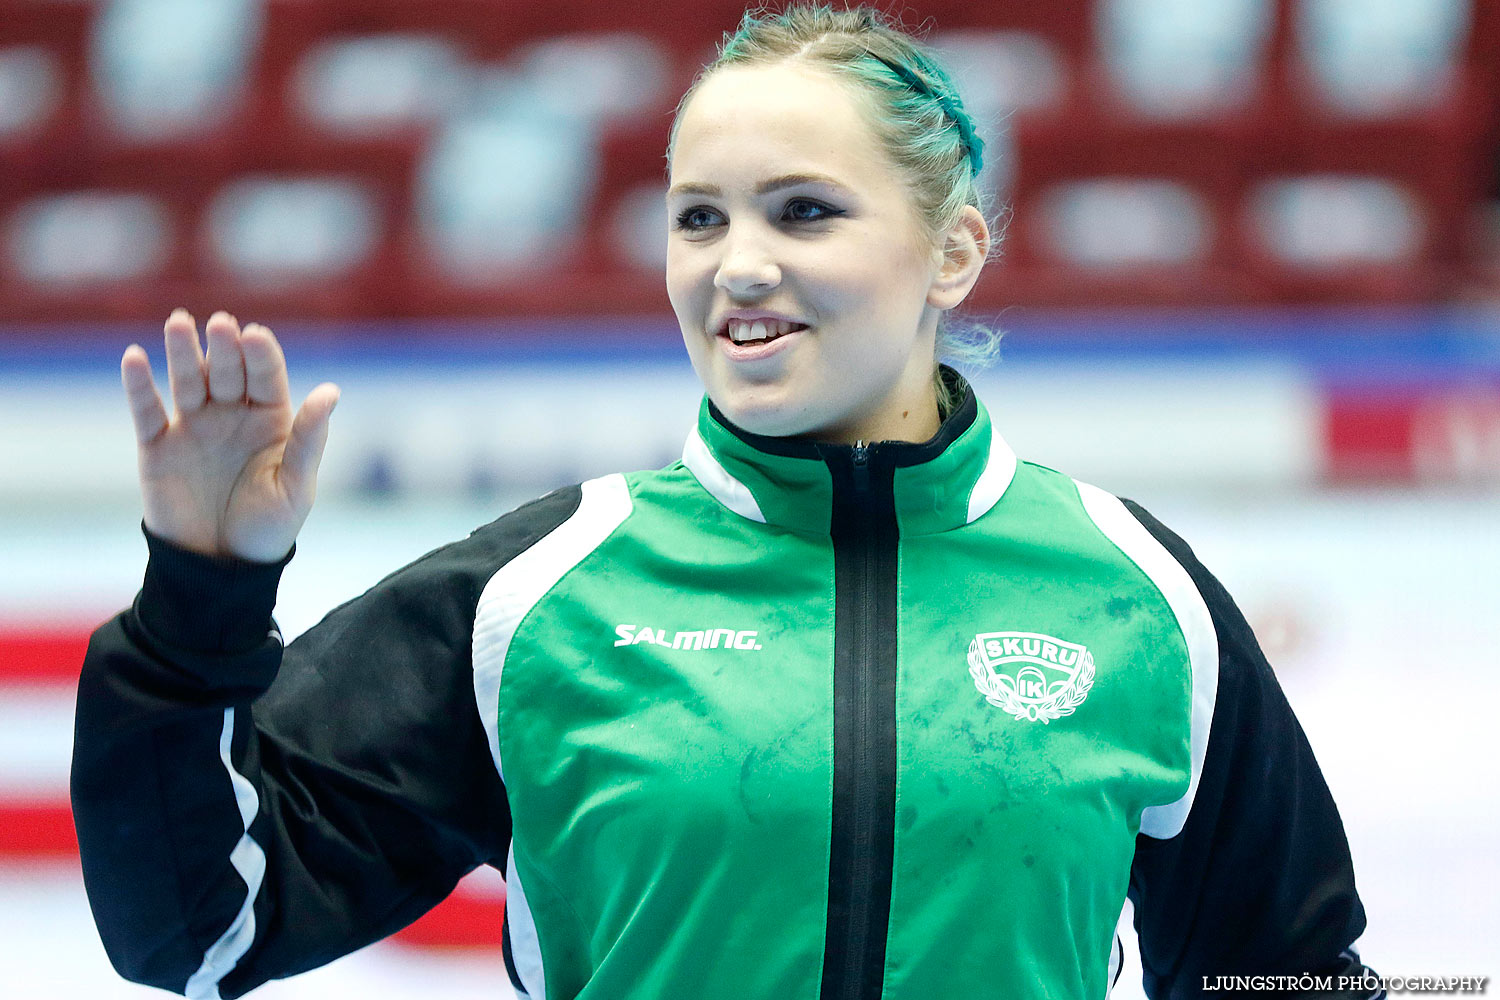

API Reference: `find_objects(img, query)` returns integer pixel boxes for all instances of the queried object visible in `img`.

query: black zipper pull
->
[851,440,870,494]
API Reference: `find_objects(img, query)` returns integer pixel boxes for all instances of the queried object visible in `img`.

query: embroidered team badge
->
[967,631,1096,724]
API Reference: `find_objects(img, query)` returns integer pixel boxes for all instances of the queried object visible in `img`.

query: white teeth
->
[724,318,803,342]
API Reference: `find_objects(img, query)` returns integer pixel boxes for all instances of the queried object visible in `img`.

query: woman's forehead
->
[682,61,857,122]
[671,62,887,181]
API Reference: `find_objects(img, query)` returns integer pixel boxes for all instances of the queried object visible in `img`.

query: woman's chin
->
[709,384,819,439]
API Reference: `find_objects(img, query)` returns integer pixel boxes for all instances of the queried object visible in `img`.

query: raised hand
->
[121,309,340,562]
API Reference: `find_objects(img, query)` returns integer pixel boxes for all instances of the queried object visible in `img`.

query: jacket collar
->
[681,368,1018,536]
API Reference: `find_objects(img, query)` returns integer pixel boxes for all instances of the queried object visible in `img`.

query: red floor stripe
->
[0,803,78,858]
[0,801,501,949]
[0,629,93,682]
[393,891,506,949]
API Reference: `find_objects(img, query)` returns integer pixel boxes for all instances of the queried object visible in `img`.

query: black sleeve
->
[1121,500,1382,1000]
[71,487,582,999]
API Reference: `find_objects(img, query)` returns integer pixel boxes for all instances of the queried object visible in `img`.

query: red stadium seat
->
[0,173,194,322]
[86,0,264,143]
[0,0,92,188]
[1289,0,1473,119]
[1094,0,1276,120]
[995,117,1266,307]
[289,33,471,138]
[1240,0,1483,300]
[590,119,673,277]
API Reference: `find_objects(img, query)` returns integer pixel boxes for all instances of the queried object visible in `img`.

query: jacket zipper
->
[847,441,875,998]
[822,440,895,1000]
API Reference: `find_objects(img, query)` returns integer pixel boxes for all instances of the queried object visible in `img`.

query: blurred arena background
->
[1,0,1498,996]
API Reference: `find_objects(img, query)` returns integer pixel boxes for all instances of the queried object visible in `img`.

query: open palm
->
[122,309,339,562]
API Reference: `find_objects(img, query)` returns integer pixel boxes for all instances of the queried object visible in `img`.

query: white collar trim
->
[682,427,767,523]
[966,427,1019,524]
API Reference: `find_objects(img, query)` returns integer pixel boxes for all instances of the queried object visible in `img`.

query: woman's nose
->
[713,225,781,297]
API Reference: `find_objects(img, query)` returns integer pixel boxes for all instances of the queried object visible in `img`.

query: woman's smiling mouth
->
[723,318,810,344]
[715,317,809,362]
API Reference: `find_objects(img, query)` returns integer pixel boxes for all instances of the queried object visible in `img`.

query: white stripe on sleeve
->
[183,706,267,1000]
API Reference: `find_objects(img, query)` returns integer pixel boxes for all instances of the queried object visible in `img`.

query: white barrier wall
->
[0,353,1323,504]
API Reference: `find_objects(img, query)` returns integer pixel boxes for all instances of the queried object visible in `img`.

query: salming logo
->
[614,625,763,651]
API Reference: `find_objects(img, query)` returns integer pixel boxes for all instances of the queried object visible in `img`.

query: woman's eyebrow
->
[667,173,851,198]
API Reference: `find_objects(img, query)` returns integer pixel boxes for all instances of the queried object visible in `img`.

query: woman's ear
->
[927,205,990,310]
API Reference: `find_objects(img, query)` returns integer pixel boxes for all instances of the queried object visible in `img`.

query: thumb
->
[280,382,340,507]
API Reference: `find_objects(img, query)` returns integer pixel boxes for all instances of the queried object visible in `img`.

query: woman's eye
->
[783,199,840,223]
[674,207,723,231]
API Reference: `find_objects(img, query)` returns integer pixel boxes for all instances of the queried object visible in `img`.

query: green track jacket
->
[73,375,1376,1000]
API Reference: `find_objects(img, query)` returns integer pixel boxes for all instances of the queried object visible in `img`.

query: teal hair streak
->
[867,53,984,177]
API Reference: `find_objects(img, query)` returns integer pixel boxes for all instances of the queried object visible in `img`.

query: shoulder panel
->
[1072,480,1220,839]
[471,474,633,780]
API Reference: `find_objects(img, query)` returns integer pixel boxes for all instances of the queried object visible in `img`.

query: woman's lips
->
[717,325,806,362]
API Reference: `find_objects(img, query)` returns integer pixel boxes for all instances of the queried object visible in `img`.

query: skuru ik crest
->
[967,631,1096,723]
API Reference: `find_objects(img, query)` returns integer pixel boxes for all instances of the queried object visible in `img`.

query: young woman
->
[73,7,1381,999]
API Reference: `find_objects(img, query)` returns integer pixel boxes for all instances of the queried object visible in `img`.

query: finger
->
[241,323,291,408]
[121,344,169,445]
[163,308,207,413]
[280,382,340,505]
[204,311,246,403]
